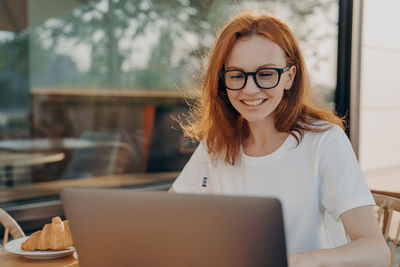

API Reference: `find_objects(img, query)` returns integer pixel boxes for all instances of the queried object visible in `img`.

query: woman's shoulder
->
[294,122,350,159]
[194,141,209,156]
[300,120,345,143]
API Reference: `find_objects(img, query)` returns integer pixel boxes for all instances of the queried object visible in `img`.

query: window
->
[0,0,339,231]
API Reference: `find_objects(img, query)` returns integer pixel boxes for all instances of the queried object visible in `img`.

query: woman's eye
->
[258,71,273,77]
[228,72,244,79]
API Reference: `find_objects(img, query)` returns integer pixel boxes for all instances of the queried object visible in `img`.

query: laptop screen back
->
[61,188,287,267]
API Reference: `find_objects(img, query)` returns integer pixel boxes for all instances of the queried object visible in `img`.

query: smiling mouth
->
[241,99,268,106]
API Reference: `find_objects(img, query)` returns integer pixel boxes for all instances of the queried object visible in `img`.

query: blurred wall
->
[359,0,400,171]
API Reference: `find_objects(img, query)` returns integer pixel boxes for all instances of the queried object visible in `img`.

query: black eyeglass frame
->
[219,66,291,90]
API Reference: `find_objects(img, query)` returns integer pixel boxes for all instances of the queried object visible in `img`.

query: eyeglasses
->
[219,66,290,90]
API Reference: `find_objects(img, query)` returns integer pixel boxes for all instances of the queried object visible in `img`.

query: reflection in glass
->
[0,0,338,206]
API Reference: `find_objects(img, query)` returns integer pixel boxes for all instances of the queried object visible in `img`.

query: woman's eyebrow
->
[257,63,278,69]
[225,63,278,71]
[225,66,243,70]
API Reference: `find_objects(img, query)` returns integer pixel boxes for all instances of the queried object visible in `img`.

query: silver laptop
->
[61,187,287,267]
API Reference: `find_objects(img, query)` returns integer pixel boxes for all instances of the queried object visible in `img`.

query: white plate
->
[73,251,78,261]
[5,236,75,259]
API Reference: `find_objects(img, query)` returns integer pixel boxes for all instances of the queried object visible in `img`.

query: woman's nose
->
[242,75,260,95]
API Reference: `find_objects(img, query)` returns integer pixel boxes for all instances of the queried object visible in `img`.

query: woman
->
[169,11,389,266]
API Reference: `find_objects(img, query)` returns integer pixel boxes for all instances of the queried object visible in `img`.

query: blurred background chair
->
[60,131,122,179]
[373,192,400,266]
[0,208,25,250]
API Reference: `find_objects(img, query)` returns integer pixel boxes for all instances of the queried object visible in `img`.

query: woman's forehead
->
[225,35,286,69]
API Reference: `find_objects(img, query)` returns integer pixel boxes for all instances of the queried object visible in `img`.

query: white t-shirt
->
[172,124,375,253]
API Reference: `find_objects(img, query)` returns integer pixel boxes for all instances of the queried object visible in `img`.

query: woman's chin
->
[241,114,274,124]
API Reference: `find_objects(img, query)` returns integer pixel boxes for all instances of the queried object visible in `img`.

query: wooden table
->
[0,138,126,152]
[0,252,78,266]
[0,172,178,203]
[365,165,400,198]
[0,152,65,167]
[0,151,65,187]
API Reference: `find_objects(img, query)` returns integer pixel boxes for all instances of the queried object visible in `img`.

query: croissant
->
[21,216,73,251]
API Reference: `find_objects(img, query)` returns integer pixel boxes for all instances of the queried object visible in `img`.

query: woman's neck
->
[243,118,289,156]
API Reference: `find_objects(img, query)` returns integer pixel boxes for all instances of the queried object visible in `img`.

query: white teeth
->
[243,99,265,106]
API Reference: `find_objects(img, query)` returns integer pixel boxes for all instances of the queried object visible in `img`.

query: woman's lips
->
[241,98,268,106]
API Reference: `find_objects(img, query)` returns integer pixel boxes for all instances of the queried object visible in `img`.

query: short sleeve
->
[172,142,210,194]
[318,125,375,220]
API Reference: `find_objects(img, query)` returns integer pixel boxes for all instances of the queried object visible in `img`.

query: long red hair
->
[182,11,344,165]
